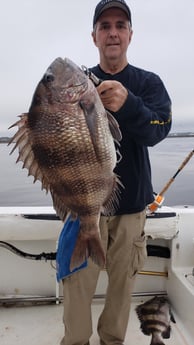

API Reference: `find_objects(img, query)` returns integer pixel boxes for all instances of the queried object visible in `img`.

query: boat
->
[0,204,194,345]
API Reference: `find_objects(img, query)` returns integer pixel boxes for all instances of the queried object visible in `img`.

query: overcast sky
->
[1,0,194,136]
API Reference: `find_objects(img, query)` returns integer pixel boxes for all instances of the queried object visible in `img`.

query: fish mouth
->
[62,81,87,89]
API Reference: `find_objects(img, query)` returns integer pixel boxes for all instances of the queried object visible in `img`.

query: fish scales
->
[9,57,122,270]
[136,296,175,345]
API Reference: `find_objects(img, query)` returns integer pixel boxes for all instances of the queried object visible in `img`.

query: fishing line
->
[149,149,194,212]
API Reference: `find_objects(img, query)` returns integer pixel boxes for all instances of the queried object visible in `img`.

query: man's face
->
[92,8,133,62]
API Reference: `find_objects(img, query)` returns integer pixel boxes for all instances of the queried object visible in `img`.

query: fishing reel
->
[81,65,103,87]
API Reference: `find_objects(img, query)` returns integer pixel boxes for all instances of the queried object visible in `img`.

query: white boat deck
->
[0,299,191,345]
[1,206,194,344]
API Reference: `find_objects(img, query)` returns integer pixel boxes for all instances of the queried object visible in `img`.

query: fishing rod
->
[148,149,194,213]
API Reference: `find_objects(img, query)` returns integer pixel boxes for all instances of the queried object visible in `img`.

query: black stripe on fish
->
[140,320,171,338]
[137,307,168,315]
[32,144,109,168]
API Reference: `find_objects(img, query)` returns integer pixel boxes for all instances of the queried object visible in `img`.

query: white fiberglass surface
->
[0,299,190,345]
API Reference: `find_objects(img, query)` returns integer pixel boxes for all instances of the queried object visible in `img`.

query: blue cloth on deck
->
[56,216,87,282]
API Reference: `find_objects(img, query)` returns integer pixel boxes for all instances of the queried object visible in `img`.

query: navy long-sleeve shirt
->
[90,63,172,214]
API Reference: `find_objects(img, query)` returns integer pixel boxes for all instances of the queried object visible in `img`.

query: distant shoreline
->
[1,133,194,143]
[167,133,194,138]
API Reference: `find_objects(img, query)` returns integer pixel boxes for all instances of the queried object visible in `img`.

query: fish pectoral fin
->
[79,100,122,144]
[79,100,97,137]
[79,101,98,147]
[79,100,102,160]
[70,231,105,271]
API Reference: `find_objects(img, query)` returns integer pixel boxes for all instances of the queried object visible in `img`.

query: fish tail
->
[70,231,105,271]
[150,333,165,345]
[88,234,106,268]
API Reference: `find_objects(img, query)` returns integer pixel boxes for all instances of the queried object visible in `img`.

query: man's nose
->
[108,26,118,37]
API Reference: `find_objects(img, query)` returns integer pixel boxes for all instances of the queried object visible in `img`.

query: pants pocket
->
[129,233,147,278]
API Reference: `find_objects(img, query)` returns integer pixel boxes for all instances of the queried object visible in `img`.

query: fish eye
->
[43,72,55,83]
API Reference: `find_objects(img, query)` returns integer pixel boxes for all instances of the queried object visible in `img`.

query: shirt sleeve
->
[115,73,172,146]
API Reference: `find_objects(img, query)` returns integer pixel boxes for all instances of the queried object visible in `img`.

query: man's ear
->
[91,30,97,46]
[129,29,133,44]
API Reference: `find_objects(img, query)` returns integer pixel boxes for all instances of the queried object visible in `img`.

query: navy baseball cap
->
[93,0,132,27]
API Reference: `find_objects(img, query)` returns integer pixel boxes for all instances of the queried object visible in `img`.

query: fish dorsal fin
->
[9,115,74,222]
[106,110,122,143]
[8,113,50,192]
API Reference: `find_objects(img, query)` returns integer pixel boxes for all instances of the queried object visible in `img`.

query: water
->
[0,137,194,207]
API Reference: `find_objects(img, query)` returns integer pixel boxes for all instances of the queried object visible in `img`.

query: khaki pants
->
[60,210,147,345]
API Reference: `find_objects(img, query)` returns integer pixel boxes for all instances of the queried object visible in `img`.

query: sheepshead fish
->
[136,296,176,345]
[9,57,122,270]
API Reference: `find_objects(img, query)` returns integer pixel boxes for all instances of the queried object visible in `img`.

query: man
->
[60,1,172,344]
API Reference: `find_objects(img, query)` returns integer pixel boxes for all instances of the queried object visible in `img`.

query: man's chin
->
[105,54,120,61]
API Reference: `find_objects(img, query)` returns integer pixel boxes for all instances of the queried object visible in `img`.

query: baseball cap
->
[93,0,132,27]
